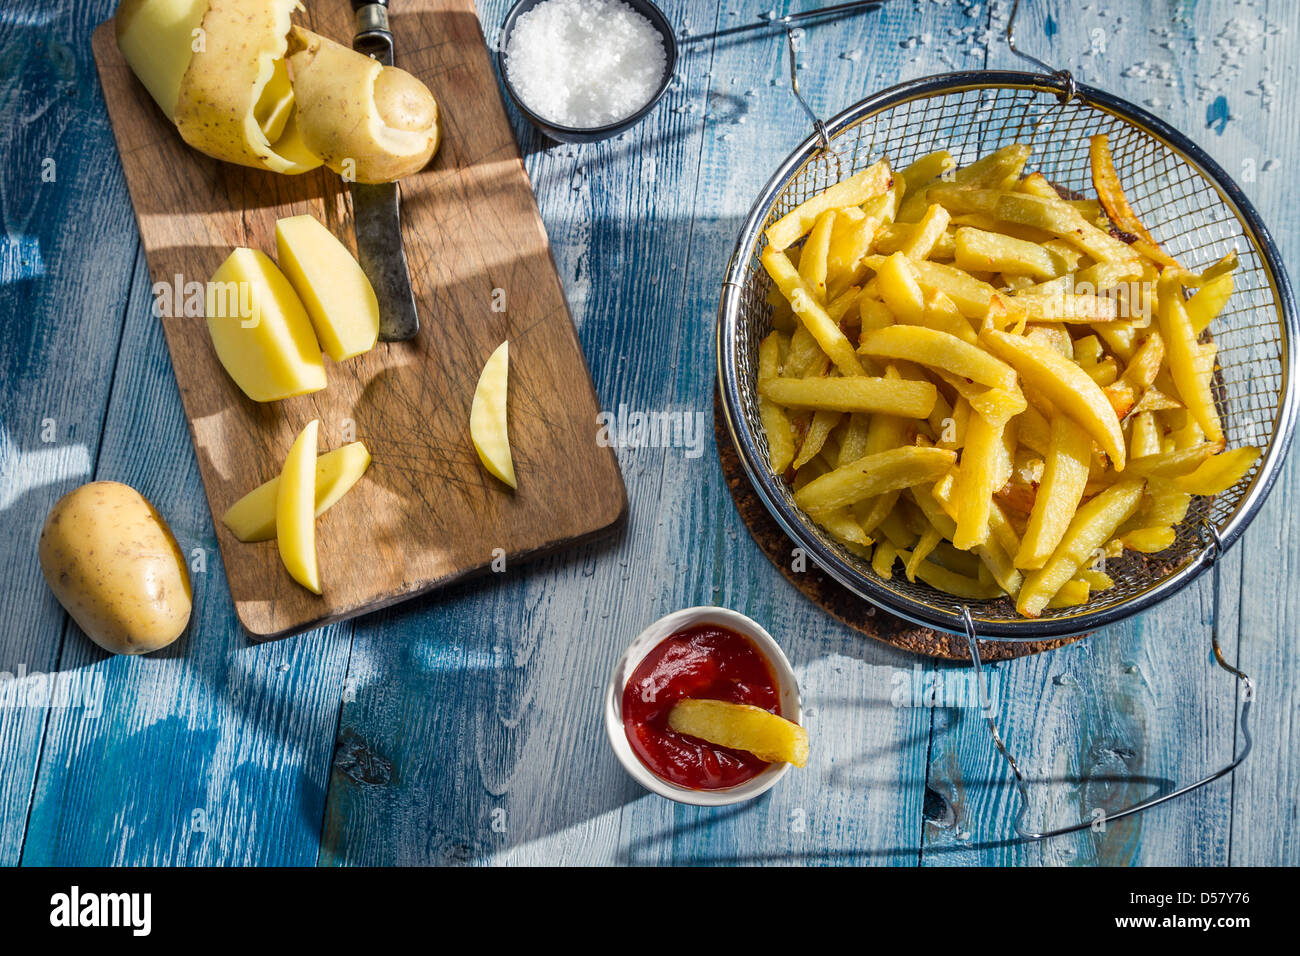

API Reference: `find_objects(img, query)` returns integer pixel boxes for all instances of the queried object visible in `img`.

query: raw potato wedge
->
[470,341,516,488]
[222,442,372,542]
[206,248,326,403]
[277,419,322,595]
[275,215,379,361]
[668,699,809,767]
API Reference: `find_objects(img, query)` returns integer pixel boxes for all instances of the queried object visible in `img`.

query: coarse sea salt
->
[505,0,667,129]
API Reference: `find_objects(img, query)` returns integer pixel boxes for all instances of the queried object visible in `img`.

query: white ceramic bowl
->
[604,605,801,806]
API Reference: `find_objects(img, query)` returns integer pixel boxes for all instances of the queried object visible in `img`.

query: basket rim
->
[717,69,1300,640]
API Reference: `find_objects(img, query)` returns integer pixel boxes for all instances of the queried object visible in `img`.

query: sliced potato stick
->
[1015,416,1091,570]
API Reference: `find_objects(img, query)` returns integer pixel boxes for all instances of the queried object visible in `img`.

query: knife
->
[349,0,420,341]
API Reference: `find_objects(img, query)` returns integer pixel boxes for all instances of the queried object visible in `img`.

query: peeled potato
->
[38,482,192,655]
[206,247,327,402]
[286,27,440,183]
[114,0,441,182]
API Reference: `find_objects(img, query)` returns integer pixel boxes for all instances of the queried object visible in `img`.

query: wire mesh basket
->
[718,71,1297,640]
[715,11,1297,837]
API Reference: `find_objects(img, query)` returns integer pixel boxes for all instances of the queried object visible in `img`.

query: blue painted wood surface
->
[1,0,1296,865]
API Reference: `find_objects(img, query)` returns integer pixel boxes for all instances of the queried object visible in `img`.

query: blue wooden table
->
[1,0,1296,866]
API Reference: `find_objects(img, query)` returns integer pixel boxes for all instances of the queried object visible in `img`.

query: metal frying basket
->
[715,5,1298,837]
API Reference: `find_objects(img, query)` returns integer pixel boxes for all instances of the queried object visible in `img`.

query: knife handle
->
[352,0,388,11]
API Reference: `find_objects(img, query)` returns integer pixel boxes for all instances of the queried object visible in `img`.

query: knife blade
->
[349,0,420,341]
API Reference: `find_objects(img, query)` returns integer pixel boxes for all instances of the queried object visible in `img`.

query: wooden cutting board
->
[91,0,626,640]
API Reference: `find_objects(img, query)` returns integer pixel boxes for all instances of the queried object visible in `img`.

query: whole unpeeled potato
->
[38,482,192,655]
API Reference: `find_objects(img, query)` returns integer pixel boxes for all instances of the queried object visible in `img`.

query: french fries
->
[668,699,809,767]
[754,141,1260,616]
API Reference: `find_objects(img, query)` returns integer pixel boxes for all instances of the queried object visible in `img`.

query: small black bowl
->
[497,0,679,144]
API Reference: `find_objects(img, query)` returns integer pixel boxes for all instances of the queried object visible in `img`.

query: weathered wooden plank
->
[19,250,355,866]
[0,0,139,865]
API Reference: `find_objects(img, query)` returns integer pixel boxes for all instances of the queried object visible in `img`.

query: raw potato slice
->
[277,419,322,594]
[668,699,809,767]
[470,341,516,488]
[172,0,323,174]
[222,442,372,542]
[275,215,379,361]
[206,248,326,402]
[287,27,440,184]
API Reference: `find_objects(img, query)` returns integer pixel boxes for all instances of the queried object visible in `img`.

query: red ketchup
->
[622,624,781,790]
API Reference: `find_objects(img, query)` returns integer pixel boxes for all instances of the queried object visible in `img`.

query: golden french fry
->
[759,376,936,417]
[954,226,1070,280]
[902,204,951,260]
[794,409,841,469]
[800,208,836,302]
[757,332,795,473]
[765,160,892,250]
[1015,416,1091,569]
[896,551,1002,599]
[858,325,1016,390]
[794,446,956,514]
[1120,526,1176,553]
[1157,273,1223,444]
[668,699,809,767]
[951,412,1003,551]
[1172,446,1260,495]
[875,251,927,323]
[761,247,865,376]
[980,328,1126,468]
[1046,579,1091,609]
[1088,134,1181,269]
[1017,479,1145,617]
[1185,272,1233,336]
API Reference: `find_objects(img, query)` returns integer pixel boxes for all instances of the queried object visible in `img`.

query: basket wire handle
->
[1005,0,1078,101]
[960,522,1254,840]
[784,29,835,158]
